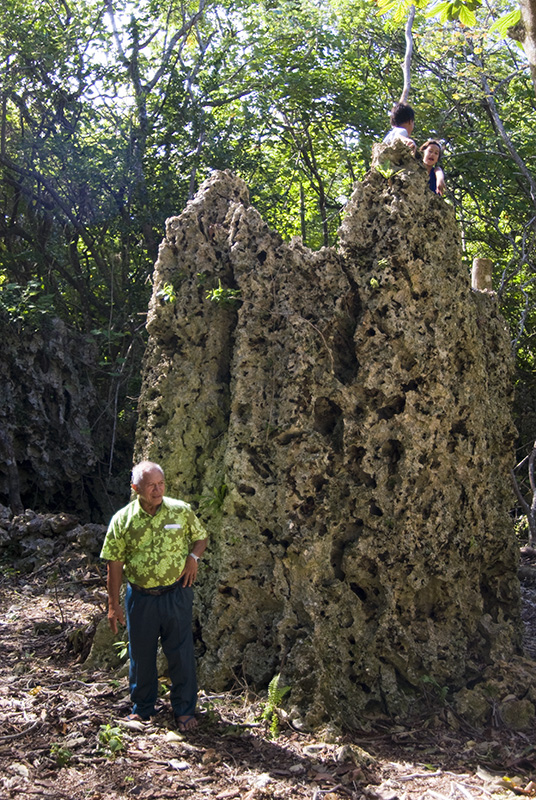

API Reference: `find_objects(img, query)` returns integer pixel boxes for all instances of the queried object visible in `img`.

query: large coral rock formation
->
[135,144,521,728]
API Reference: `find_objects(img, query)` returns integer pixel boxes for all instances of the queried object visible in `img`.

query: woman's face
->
[423,144,441,168]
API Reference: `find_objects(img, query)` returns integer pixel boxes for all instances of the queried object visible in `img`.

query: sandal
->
[175,714,198,733]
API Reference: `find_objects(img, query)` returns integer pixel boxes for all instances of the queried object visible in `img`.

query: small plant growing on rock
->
[375,161,402,181]
[261,673,290,738]
[206,280,241,307]
[199,483,228,513]
[156,282,177,304]
[420,675,448,706]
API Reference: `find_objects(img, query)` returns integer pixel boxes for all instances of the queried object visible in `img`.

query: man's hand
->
[108,603,125,634]
[179,539,207,587]
[179,555,199,587]
[106,561,125,633]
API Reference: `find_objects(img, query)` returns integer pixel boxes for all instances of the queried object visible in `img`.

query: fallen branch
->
[454,781,479,800]
[398,769,442,781]
[0,719,41,742]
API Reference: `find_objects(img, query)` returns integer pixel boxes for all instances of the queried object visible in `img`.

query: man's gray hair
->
[131,461,164,486]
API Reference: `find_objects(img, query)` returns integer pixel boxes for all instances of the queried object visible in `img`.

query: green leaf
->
[458,4,476,26]
[425,0,478,25]
[488,9,521,38]
[424,2,451,19]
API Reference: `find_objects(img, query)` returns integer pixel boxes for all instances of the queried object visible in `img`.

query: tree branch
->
[478,68,536,202]
[399,4,415,104]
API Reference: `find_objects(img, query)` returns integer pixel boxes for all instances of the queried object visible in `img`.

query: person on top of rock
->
[383,102,417,153]
[100,460,208,732]
[420,139,446,196]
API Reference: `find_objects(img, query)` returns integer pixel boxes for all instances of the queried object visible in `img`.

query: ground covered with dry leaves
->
[2,544,536,800]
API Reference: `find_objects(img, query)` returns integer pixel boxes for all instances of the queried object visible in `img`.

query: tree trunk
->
[520,0,536,99]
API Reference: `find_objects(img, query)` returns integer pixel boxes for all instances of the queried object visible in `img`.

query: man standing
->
[100,460,208,731]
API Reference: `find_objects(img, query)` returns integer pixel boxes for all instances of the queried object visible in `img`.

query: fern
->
[268,673,290,709]
[261,673,290,737]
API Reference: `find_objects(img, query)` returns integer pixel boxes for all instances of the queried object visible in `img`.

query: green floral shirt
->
[100,496,207,588]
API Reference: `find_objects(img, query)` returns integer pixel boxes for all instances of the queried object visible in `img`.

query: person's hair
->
[390,102,415,127]
[419,139,442,159]
[131,460,164,486]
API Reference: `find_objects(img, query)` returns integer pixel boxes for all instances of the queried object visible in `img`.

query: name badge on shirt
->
[164,524,182,530]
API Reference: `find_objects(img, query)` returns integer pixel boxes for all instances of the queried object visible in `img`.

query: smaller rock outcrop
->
[0,318,99,515]
[0,505,105,571]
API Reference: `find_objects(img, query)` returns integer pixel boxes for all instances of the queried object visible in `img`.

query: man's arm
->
[179,538,208,587]
[403,135,417,155]
[106,560,126,633]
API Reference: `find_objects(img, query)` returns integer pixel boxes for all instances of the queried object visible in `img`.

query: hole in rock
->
[450,419,468,437]
[247,448,273,479]
[381,439,403,474]
[236,403,250,420]
[355,470,376,488]
[346,446,376,487]
[369,502,383,517]
[298,496,315,517]
[331,293,360,384]
[348,445,366,464]
[400,354,417,371]
[38,350,50,373]
[330,524,363,580]
[313,397,344,451]
[238,484,256,496]
[218,585,239,598]
[377,395,406,420]
[63,390,72,421]
[280,538,291,549]
[312,475,327,491]
[350,583,367,601]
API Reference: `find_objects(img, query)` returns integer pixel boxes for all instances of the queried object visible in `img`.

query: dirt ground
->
[2,547,536,800]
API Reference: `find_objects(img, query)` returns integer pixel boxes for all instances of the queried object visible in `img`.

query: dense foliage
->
[1,0,535,480]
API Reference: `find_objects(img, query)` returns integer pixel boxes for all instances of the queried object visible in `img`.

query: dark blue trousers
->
[125,582,197,719]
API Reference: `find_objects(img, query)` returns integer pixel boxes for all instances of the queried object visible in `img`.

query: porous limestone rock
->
[0,508,107,572]
[454,656,536,729]
[135,144,522,728]
[0,318,98,514]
